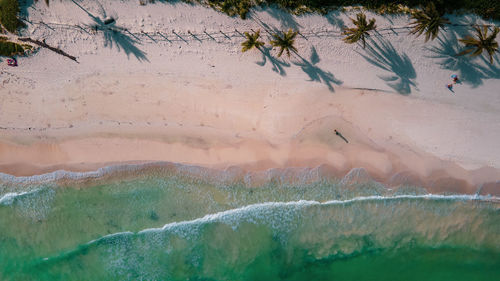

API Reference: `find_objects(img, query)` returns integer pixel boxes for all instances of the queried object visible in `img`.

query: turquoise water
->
[0,168,499,280]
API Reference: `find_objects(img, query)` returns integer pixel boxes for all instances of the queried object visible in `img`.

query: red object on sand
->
[7,58,17,67]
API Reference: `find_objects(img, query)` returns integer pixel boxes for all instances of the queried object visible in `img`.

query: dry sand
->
[1,1,499,194]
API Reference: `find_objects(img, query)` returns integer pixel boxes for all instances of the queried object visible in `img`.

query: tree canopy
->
[458,26,500,64]
[342,12,377,48]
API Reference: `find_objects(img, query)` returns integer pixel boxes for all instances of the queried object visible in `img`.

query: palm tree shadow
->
[71,0,148,62]
[18,0,34,21]
[293,47,343,92]
[265,6,302,30]
[325,10,345,29]
[445,14,481,37]
[359,38,417,95]
[426,32,500,88]
[482,55,500,79]
[99,26,148,62]
[256,46,290,76]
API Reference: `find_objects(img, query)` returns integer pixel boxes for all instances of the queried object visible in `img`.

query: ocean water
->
[0,166,499,280]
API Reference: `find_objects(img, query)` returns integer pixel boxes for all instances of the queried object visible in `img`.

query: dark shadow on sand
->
[264,6,302,30]
[71,0,148,62]
[359,37,417,95]
[250,14,281,38]
[18,0,34,23]
[426,32,500,88]
[445,14,482,37]
[293,46,343,92]
[256,46,291,76]
[325,10,345,29]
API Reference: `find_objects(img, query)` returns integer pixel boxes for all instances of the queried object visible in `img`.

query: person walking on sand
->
[334,129,349,143]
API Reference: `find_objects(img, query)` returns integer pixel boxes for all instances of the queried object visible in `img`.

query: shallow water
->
[0,169,499,280]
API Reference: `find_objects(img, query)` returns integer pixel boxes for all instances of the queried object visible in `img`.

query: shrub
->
[191,0,500,22]
[0,0,21,33]
[238,1,251,19]
[0,40,24,56]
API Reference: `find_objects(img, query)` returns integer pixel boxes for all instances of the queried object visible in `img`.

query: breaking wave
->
[1,164,499,280]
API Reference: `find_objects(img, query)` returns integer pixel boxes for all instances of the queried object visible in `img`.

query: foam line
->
[139,194,499,233]
[34,193,499,264]
[0,189,41,205]
[0,161,244,184]
[82,194,500,245]
[0,163,159,184]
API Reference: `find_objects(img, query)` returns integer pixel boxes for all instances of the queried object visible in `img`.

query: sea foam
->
[0,189,42,205]
[71,194,500,250]
[32,192,499,275]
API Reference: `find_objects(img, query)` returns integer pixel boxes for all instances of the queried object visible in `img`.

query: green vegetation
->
[198,0,500,21]
[342,12,376,48]
[21,43,32,50]
[0,39,24,56]
[209,0,251,19]
[0,34,26,56]
[270,28,298,57]
[458,26,499,64]
[233,2,498,66]
[241,29,265,52]
[410,2,450,42]
[0,0,22,33]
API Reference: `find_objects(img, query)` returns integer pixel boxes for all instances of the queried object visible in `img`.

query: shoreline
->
[1,3,499,196]
[1,142,499,196]
[1,160,499,196]
[1,79,499,195]
[1,80,499,194]
[1,2,500,280]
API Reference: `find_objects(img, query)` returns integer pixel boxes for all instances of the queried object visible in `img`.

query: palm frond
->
[241,30,264,53]
[270,29,298,57]
[342,12,377,48]
[409,2,449,42]
[458,26,500,64]
[456,47,474,57]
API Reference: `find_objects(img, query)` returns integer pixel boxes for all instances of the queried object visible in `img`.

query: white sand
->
[1,1,499,190]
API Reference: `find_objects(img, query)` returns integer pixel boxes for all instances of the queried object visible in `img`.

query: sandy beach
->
[1,1,500,194]
[2,2,500,279]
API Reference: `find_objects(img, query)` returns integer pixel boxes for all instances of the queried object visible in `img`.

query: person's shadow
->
[293,47,343,92]
[359,37,417,95]
[71,0,148,62]
[334,129,349,143]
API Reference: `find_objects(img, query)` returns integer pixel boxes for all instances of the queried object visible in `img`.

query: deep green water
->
[0,170,499,280]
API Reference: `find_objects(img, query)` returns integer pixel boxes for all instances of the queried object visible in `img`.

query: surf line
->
[139,193,498,233]
[33,193,499,264]
[0,189,44,205]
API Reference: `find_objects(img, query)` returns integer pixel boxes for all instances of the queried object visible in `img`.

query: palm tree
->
[458,26,499,64]
[270,29,298,57]
[409,2,450,42]
[241,30,265,52]
[342,12,377,48]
